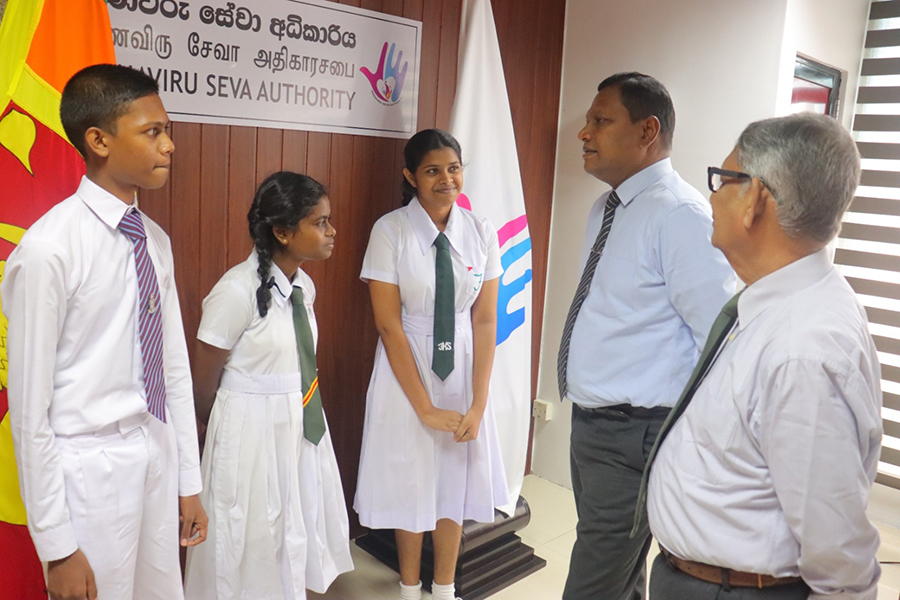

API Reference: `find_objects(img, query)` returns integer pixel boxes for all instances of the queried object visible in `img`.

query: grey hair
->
[735,113,860,244]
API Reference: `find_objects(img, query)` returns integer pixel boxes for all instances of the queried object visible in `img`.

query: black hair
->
[248,171,328,317]
[401,128,463,206]
[597,72,675,150]
[60,64,160,158]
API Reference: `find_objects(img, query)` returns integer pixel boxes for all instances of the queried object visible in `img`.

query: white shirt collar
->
[76,175,138,229]
[247,250,303,308]
[407,197,464,256]
[614,158,674,206]
[737,247,834,330]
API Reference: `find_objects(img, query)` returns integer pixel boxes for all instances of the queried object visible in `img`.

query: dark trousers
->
[563,405,667,600]
[649,554,810,600]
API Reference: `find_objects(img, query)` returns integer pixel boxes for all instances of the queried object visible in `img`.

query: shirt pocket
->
[464,269,485,298]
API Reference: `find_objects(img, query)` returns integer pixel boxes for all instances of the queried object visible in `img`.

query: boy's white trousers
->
[54,411,184,599]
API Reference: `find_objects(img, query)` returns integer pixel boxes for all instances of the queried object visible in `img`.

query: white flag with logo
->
[449,0,532,516]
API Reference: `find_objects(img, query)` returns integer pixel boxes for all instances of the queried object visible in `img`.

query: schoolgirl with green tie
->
[184,172,353,599]
[355,129,508,600]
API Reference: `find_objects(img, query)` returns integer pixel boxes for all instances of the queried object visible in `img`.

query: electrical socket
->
[532,398,553,422]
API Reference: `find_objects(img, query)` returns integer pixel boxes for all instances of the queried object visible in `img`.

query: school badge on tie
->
[432,232,454,380]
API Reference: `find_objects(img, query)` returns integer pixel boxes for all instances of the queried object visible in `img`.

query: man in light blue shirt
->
[558,72,735,600]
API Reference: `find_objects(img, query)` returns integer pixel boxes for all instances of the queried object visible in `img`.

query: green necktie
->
[432,232,454,380]
[630,291,742,537]
[291,287,326,445]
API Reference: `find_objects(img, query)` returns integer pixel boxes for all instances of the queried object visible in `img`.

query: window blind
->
[840,0,900,489]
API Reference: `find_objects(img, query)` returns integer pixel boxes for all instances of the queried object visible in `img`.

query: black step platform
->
[355,496,546,600]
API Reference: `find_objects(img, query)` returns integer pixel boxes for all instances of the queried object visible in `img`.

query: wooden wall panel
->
[492,0,566,470]
[306,131,332,184]
[282,130,309,174]
[138,0,565,537]
[226,126,257,267]
[198,125,229,297]
[166,121,202,341]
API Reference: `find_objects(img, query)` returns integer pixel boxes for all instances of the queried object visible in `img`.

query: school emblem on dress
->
[148,292,157,314]
[470,271,483,292]
[438,341,452,352]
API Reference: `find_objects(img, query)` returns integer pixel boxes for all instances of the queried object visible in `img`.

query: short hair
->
[60,64,160,158]
[736,113,860,244]
[401,128,463,206]
[597,72,675,150]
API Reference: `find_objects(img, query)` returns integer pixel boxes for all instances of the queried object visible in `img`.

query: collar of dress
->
[407,197,464,256]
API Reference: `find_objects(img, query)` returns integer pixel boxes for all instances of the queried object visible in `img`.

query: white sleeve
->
[2,241,79,561]
[758,359,881,600]
[156,236,202,497]
[482,219,503,282]
[360,218,400,285]
[197,275,255,351]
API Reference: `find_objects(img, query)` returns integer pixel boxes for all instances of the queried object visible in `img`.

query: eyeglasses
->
[707,167,751,193]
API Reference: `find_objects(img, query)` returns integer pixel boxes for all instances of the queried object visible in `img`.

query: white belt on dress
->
[220,370,302,395]
[402,311,471,335]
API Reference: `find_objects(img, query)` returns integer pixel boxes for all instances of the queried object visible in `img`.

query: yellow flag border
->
[0,0,71,142]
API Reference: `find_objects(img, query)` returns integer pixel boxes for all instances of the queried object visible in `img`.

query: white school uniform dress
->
[183,252,353,600]
[354,198,508,532]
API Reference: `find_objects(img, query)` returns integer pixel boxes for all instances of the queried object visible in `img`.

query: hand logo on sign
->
[360,41,408,105]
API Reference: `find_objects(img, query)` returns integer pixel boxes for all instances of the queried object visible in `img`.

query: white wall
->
[531,0,867,488]
[776,0,870,128]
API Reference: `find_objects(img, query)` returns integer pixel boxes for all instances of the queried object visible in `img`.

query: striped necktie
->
[291,287,326,445]
[630,291,742,537]
[118,209,167,422]
[557,191,621,400]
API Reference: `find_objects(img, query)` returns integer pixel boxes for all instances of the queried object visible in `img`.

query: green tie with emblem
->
[432,232,454,380]
[291,287,326,445]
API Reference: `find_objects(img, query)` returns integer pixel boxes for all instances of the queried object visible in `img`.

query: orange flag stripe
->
[26,0,115,95]
[303,378,319,407]
[0,0,115,143]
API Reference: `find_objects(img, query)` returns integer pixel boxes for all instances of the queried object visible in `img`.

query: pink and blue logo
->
[360,42,408,106]
[458,194,532,345]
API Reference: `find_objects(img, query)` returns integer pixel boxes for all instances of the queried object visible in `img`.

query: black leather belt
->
[574,403,670,420]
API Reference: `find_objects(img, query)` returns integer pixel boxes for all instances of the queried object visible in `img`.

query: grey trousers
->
[649,554,810,600]
[562,405,667,600]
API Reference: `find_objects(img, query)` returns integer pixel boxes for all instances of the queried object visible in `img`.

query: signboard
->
[109,0,421,138]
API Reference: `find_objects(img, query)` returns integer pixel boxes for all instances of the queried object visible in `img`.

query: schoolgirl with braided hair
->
[184,171,353,599]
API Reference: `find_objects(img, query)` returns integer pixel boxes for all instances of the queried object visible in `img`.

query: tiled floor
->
[313,475,900,600]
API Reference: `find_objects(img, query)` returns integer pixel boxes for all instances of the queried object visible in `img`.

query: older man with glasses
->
[642,113,883,600]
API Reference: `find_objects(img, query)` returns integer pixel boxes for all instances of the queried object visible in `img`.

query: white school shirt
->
[197,251,317,367]
[648,249,882,600]
[2,176,202,562]
[361,197,503,309]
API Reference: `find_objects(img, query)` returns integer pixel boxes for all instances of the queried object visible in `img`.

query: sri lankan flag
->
[0,1,114,596]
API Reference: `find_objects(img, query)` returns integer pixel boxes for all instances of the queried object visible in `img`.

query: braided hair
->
[248,171,328,317]
[401,129,463,206]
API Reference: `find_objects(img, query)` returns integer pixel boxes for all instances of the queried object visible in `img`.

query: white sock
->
[399,580,422,600]
[431,582,456,600]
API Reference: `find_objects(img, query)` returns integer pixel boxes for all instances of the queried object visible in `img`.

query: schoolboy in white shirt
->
[2,64,207,600]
